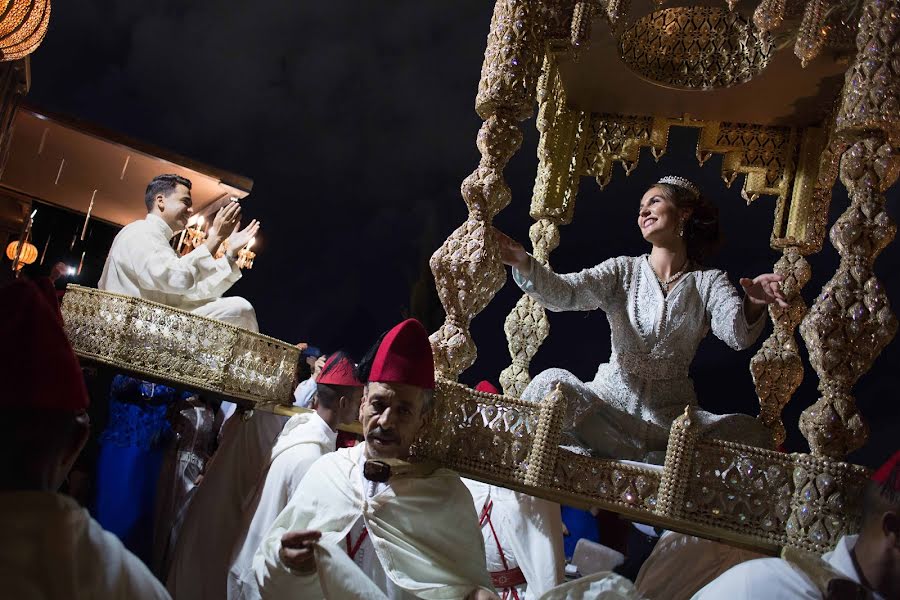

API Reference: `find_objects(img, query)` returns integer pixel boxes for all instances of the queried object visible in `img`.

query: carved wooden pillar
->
[500,55,586,396]
[429,0,545,379]
[751,247,811,447]
[799,0,900,458]
[750,126,833,448]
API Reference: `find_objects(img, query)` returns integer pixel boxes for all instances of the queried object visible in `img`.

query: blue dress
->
[93,375,184,564]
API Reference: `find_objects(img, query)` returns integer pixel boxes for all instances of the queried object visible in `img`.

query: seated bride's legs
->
[700,411,774,449]
[574,408,669,463]
[520,368,602,431]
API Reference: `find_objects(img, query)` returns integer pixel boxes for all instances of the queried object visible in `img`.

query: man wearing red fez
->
[228,352,364,599]
[250,319,498,600]
[463,381,566,600]
[100,174,259,331]
[694,450,900,599]
[0,279,169,599]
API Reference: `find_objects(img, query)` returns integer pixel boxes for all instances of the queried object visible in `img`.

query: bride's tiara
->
[657,175,700,198]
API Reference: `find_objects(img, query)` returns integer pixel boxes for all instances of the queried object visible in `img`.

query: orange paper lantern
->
[6,239,37,269]
[0,0,51,62]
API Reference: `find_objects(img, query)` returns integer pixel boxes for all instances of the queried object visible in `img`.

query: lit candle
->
[77,250,86,276]
[81,190,96,241]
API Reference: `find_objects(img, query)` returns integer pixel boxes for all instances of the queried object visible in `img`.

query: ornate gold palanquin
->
[61,285,300,407]
[410,379,869,555]
[61,284,366,433]
[425,0,898,554]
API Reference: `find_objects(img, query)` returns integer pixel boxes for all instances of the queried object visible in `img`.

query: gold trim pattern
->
[61,285,299,406]
[413,381,869,555]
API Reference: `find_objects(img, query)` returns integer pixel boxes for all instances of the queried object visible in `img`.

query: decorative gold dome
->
[617,7,774,90]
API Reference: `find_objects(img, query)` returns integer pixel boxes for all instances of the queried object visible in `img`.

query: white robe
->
[227,412,337,599]
[691,535,885,600]
[0,491,170,599]
[99,213,258,331]
[250,443,495,599]
[462,479,565,600]
[167,410,288,599]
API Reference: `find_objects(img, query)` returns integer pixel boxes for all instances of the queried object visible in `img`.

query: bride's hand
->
[740,274,789,308]
[492,227,529,270]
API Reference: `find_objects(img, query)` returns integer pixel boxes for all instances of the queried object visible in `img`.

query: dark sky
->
[27,1,898,468]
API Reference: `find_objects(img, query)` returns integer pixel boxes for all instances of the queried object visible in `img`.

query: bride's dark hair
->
[653,182,722,264]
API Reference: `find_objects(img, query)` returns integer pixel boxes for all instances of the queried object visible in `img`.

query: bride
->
[495,175,788,463]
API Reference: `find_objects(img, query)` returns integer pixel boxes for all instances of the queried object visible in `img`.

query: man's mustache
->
[367,427,399,442]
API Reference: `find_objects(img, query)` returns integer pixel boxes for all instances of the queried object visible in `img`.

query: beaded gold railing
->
[61,285,299,407]
[412,379,870,555]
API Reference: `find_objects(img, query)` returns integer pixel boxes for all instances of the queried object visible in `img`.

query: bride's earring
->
[677,220,685,237]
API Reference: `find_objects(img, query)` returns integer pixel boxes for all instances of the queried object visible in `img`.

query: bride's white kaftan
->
[514,254,773,462]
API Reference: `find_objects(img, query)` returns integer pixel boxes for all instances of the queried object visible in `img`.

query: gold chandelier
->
[0,0,51,62]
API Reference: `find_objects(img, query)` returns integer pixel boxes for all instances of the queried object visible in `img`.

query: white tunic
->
[167,410,288,600]
[692,535,885,600]
[227,412,337,599]
[250,443,495,599]
[0,491,170,599]
[514,254,771,460]
[99,213,258,331]
[462,479,565,600]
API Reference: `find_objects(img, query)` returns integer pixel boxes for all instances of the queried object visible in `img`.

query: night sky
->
[25,1,898,468]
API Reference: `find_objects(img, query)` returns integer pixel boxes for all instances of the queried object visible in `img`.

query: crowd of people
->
[2,173,897,599]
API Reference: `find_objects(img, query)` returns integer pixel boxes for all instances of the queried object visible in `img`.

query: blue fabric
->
[94,440,166,562]
[92,375,187,564]
[562,506,600,558]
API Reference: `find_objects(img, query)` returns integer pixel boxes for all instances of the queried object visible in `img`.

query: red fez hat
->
[475,380,500,395]
[316,354,363,387]
[0,278,89,411]
[369,319,434,390]
[872,450,900,491]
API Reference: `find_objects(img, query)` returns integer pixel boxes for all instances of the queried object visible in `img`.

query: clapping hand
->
[279,530,321,574]
[208,201,242,243]
[226,219,261,259]
[740,274,789,308]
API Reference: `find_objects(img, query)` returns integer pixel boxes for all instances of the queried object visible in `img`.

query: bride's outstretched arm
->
[492,227,621,313]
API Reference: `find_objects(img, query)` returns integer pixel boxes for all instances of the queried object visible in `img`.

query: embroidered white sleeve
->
[706,270,766,351]
[512,255,622,313]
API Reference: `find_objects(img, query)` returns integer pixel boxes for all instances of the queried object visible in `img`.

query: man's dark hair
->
[296,353,313,382]
[145,174,192,212]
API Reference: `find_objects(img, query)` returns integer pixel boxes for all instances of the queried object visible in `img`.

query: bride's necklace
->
[648,256,689,294]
